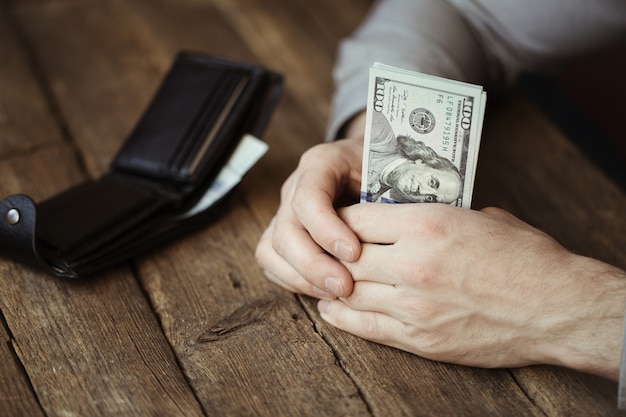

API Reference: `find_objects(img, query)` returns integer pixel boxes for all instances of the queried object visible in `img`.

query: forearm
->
[326,0,490,141]
[326,0,626,141]
[339,111,366,141]
[536,254,626,380]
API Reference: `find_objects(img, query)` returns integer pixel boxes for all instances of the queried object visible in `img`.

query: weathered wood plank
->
[136,203,370,416]
[115,0,375,414]
[0,2,63,161]
[2,265,206,417]
[0,312,45,417]
[0,4,72,413]
[299,297,543,417]
[1,2,207,416]
[12,0,169,178]
[513,366,624,417]
[0,154,206,417]
[206,0,340,127]
[4,0,624,415]
[9,0,373,415]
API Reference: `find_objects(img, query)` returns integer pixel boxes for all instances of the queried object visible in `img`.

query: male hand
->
[255,121,366,299]
[318,203,626,379]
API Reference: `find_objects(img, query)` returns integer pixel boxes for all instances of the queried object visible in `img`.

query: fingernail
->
[333,241,354,261]
[318,300,330,314]
[324,277,343,297]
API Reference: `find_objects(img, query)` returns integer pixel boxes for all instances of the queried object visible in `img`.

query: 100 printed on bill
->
[360,63,486,208]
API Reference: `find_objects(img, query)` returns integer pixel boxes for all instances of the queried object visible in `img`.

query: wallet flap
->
[35,175,175,263]
[111,53,271,191]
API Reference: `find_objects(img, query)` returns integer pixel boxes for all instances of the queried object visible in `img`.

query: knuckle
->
[360,315,390,342]
[297,256,324,284]
[254,241,270,269]
[255,229,273,268]
[270,220,291,257]
[342,284,368,307]
[480,206,502,215]
[396,259,439,289]
[299,143,329,164]
[254,243,264,266]
[415,211,452,238]
[270,231,286,256]
[280,175,295,201]
[290,186,307,214]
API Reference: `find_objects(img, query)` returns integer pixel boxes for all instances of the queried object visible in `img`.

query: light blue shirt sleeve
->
[326,0,626,141]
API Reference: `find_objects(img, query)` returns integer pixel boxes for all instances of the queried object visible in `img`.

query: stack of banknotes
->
[361,63,486,208]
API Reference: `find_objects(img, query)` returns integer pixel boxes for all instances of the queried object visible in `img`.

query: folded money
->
[361,63,486,208]
[181,134,268,218]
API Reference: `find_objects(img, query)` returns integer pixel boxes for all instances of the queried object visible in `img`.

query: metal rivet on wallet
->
[6,208,20,225]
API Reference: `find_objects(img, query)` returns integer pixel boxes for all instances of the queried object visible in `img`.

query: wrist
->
[340,111,366,140]
[538,254,626,380]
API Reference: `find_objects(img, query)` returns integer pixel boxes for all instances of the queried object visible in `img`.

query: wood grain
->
[0,2,205,415]
[300,297,544,417]
[1,0,625,415]
[0,311,45,417]
[0,2,63,165]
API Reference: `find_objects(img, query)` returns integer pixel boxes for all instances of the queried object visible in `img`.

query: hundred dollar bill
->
[180,133,268,218]
[361,63,486,208]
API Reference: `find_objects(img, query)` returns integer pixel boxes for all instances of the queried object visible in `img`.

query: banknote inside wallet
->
[0,52,283,278]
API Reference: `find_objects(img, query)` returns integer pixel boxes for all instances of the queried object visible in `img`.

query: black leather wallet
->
[0,52,283,278]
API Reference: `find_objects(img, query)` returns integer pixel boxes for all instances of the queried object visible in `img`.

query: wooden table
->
[1,1,625,415]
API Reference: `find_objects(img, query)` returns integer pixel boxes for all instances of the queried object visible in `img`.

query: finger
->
[342,242,401,285]
[341,280,452,328]
[340,203,462,244]
[263,269,336,301]
[294,173,360,261]
[317,298,405,349]
[340,280,400,314]
[337,203,407,244]
[272,209,354,297]
[256,220,337,299]
[292,144,362,262]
